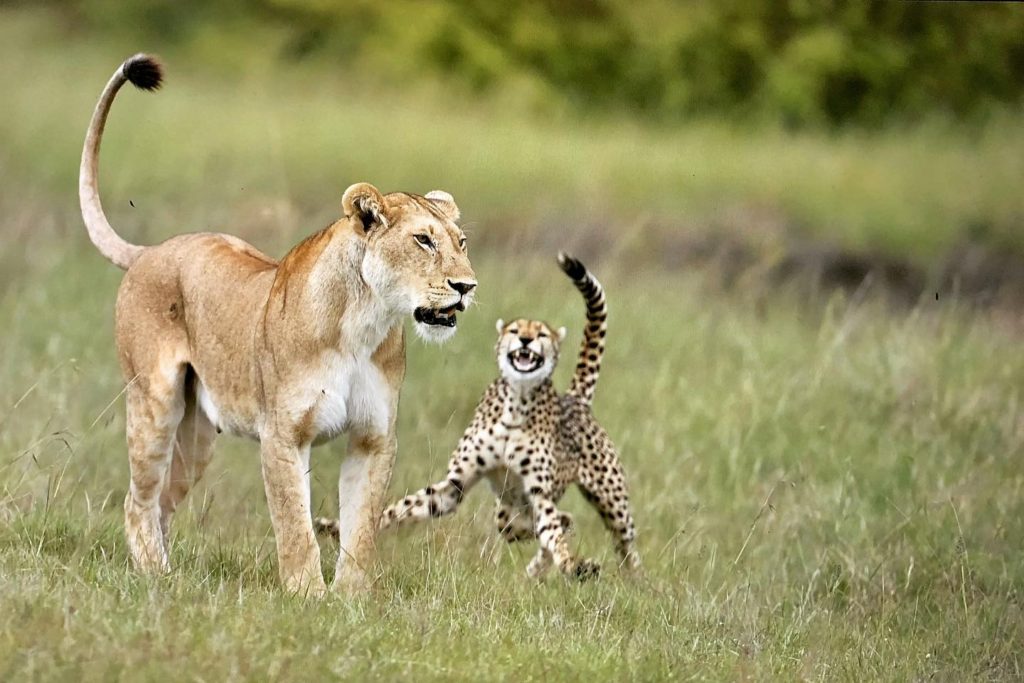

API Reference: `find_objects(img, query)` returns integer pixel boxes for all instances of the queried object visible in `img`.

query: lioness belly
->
[195,378,260,439]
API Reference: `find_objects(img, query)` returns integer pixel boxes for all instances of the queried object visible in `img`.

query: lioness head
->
[494,318,566,384]
[342,182,477,343]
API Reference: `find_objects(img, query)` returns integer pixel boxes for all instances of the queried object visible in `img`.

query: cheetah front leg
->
[379,433,486,530]
[527,494,599,581]
[526,547,553,579]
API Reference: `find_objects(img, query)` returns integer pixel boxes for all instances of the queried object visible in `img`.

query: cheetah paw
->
[572,559,601,582]
[313,517,339,540]
[379,507,398,531]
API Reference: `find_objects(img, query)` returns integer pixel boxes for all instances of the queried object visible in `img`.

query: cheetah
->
[317,253,640,580]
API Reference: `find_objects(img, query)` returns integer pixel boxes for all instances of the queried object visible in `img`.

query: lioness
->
[79,54,476,595]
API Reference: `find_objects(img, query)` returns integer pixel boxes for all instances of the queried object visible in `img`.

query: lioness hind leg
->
[159,373,217,545]
[124,363,187,573]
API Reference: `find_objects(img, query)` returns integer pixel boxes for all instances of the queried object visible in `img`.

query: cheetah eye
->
[458,236,467,250]
[537,330,549,338]
[508,327,518,335]
[414,234,435,250]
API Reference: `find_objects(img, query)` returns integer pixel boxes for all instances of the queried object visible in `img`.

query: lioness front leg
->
[332,430,397,594]
[261,436,325,597]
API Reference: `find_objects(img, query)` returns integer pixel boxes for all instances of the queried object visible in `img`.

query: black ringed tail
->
[557,252,607,404]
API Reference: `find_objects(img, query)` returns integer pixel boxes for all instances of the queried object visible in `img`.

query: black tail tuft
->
[122,54,163,91]
[558,252,586,280]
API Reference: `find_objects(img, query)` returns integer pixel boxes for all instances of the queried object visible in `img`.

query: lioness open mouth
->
[508,347,543,373]
[414,301,464,328]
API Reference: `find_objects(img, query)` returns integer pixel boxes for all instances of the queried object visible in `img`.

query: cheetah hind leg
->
[497,502,575,543]
[579,471,641,573]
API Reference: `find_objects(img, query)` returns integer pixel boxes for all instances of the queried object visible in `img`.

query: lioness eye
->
[414,234,435,249]
[459,236,467,249]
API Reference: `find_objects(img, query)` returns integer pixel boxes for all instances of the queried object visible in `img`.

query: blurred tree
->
[23,0,1024,128]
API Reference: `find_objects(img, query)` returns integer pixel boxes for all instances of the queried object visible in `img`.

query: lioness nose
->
[449,280,477,295]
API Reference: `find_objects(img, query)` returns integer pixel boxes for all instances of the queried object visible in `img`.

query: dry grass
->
[1,7,1023,680]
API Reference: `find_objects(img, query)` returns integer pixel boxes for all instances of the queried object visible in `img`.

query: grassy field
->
[2,7,1024,681]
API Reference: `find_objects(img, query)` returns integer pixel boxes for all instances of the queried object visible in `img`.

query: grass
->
[3,247,1023,679]
[2,6,1024,681]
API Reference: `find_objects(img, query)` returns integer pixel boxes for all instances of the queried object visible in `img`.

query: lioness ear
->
[425,190,460,222]
[342,182,388,233]
[495,318,505,334]
[557,326,567,342]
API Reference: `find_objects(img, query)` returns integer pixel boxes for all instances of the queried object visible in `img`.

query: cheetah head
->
[495,318,566,384]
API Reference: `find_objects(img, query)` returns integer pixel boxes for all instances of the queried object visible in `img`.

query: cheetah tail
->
[557,252,607,404]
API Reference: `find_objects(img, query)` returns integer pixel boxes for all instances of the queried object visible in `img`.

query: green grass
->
[2,6,1024,681]
[3,245,1023,679]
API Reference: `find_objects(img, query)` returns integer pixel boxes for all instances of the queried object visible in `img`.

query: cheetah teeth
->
[509,348,542,372]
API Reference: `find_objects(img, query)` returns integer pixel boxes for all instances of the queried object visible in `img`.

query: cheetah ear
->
[557,326,567,342]
[425,190,460,222]
[495,318,505,334]
[342,182,388,234]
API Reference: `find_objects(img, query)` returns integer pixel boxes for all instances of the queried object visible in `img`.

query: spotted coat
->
[317,254,639,580]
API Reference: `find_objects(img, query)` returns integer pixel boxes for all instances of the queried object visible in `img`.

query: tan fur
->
[81,55,477,595]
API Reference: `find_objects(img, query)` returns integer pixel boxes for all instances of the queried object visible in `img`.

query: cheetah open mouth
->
[508,347,543,373]
[414,301,465,328]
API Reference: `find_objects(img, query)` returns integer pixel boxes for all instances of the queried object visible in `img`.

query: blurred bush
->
[21,0,1024,128]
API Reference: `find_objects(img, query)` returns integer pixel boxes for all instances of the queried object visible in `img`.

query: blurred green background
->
[27,0,1024,128]
[2,2,1024,679]
[2,0,1023,285]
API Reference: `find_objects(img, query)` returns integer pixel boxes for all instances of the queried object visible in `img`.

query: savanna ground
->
[2,9,1023,681]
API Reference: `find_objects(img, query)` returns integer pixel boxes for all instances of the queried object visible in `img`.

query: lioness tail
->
[79,54,163,270]
[558,252,607,405]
